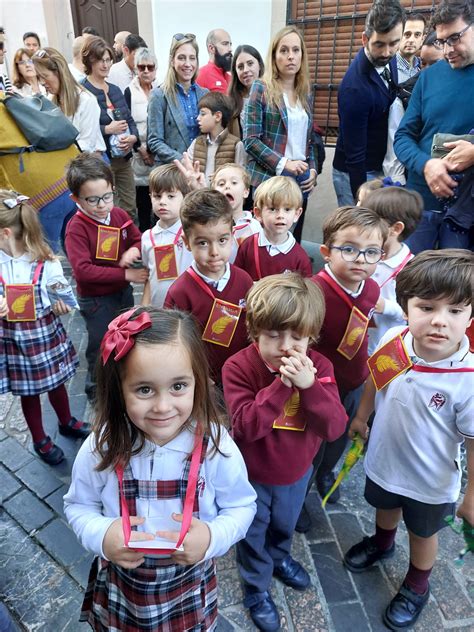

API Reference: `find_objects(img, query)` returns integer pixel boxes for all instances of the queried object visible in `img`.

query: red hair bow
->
[100,309,152,364]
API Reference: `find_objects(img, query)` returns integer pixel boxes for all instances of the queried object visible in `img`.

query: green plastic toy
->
[445,516,474,566]
[321,433,365,508]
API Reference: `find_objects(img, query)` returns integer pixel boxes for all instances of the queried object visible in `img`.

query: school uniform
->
[234,232,312,281]
[0,253,78,396]
[164,263,253,383]
[141,220,193,307]
[364,327,474,536]
[64,426,257,631]
[222,343,346,593]
[368,244,412,354]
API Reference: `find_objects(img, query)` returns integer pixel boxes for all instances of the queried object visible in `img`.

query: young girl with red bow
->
[64,306,256,631]
[0,190,89,465]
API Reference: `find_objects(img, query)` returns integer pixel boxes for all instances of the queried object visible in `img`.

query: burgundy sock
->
[374,524,397,551]
[404,562,432,595]
[48,384,72,426]
[20,395,47,444]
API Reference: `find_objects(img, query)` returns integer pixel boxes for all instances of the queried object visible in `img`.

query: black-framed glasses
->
[173,33,196,42]
[434,24,471,49]
[79,192,114,207]
[330,245,384,264]
[137,63,155,71]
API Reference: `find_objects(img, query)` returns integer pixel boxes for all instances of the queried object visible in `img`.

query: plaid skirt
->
[80,556,217,631]
[0,310,79,396]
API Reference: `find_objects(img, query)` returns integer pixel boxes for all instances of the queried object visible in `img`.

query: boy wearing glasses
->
[303,206,388,513]
[65,153,147,402]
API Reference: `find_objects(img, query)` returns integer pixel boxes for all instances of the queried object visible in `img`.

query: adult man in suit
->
[333,0,405,205]
[394,0,474,252]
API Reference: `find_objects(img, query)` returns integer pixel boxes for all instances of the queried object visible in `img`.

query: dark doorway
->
[70,0,139,49]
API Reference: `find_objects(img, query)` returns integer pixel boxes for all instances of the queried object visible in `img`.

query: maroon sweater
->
[313,273,380,395]
[65,207,142,298]
[234,234,312,281]
[222,344,347,485]
[164,265,253,382]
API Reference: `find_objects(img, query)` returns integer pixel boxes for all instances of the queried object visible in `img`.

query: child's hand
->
[120,247,141,268]
[0,296,8,318]
[456,497,474,527]
[125,267,149,284]
[279,347,316,390]
[374,296,385,314]
[173,153,206,190]
[102,516,155,569]
[157,513,211,566]
[51,299,71,316]
[349,416,369,441]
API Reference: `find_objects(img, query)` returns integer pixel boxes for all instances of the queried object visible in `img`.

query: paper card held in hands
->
[127,515,184,552]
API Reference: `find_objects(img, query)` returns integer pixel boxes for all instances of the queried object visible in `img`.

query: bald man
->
[197,28,232,93]
[68,36,86,82]
[113,30,131,62]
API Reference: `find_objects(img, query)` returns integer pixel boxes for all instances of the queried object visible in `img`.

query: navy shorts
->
[364,477,455,538]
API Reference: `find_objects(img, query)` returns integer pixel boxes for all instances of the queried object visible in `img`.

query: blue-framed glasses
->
[330,245,384,264]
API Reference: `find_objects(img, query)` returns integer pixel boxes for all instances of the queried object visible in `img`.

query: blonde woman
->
[243,26,318,242]
[11,48,45,96]
[147,33,208,165]
[32,47,104,153]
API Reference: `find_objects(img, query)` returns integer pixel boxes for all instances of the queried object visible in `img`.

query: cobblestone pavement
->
[1,262,473,631]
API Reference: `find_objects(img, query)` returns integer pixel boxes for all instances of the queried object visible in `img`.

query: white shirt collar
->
[191,261,231,291]
[381,243,411,268]
[324,263,365,297]
[258,230,295,255]
[0,251,34,264]
[404,330,471,366]
[153,219,181,236]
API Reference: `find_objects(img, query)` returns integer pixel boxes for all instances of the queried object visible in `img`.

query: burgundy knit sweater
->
[222,344,347,485]
[234,235,312,281]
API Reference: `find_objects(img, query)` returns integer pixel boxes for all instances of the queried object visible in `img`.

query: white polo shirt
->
[364,326,474,504]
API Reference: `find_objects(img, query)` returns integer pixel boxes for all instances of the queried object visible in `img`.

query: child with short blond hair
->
[141,164,193,307]
[223,273,346,631]
[234,176,312,280]
[164,189,253,383]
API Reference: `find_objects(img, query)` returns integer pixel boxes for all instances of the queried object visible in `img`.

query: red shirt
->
[196,62,230,93]
[234,235,312,281]
[65,207,142,298]
[222,344,347,485]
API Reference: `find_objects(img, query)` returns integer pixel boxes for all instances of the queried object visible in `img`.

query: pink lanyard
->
[116,428,204,554]
[186,267,217,299]
[252,233,262,280]
[149,226,183,247]
[0,260,44,286]
[378,252,412,289]
[76,210,132,231]
[317,269,354,310]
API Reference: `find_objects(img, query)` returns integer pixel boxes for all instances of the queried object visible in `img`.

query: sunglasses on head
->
[34,49,49,59]
[137,63,155,71]
[173,33,196,42]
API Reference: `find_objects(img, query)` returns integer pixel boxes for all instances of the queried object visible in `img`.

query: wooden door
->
[70,0,139,49]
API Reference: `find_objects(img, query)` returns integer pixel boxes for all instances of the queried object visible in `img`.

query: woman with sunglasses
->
[124,48,158,231]
[148,33,208,165]
[81,36,139,221]
[11,48,45,96]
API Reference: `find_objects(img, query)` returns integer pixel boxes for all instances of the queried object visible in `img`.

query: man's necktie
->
[382,67,395,94]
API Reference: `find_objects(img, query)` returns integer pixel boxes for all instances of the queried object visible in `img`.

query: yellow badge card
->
[273,390,306,431]
[154,244,178,281]
[367,334,413,390]
[96,225,120,261]
[5,284,36,321]
[337,306,369,360]
[202,299,241,347]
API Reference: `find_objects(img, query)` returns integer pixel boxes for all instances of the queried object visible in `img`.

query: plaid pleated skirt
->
[0,310,79,396]
[80,555,218,631]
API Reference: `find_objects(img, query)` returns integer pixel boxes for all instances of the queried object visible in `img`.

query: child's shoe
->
[58,418,91,439]
[34,436,64,465]
[273,555,310,590]
[244,591,280,632]
[344,535,395,572]
[383,582,429,630]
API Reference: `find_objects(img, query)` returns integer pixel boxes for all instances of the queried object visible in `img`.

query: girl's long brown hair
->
[94,307,225,471]
[0,190,55,261]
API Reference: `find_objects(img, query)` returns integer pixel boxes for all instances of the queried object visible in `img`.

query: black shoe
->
[316,471,340,503]
[383,582,429,630]
[34,436,64,465]
[58,417,91,440]
[245,591,280,632]
[273,555,310,591]
[295,503,312,533]
[344,536,395,573]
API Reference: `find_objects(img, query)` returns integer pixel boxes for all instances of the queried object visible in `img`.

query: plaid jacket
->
[243,79,317,187]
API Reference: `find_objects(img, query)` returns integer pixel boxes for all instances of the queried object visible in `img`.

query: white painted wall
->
[0,0,48,74]
[150,0,275,83]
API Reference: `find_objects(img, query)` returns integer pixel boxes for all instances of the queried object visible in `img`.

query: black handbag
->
[3,93,78,151]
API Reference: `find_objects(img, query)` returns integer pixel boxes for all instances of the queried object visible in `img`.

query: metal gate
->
[288,0,437,143]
